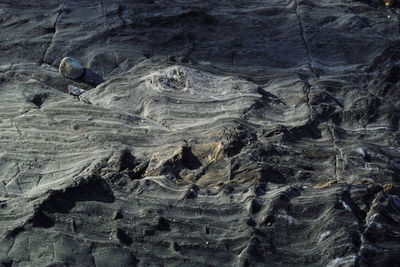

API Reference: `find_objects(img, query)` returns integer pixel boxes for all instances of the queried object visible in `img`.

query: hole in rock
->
[31,210,55,228]
[155,217,170,231]
[117,228,133,246]
[181,147,202,170]
[119,150,137,172]
[39,175,115,214]
[31,93,48,108]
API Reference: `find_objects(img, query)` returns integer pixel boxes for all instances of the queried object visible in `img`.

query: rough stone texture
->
[59,57,84,79]
[68,84,86,96]
[0,0,400,266]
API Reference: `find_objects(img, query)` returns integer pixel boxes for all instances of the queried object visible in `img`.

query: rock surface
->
[0,0,400,266]
[68,84,86,96]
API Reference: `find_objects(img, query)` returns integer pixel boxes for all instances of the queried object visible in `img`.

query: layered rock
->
[0,0,400,266]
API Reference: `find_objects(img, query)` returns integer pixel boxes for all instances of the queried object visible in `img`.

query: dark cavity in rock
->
[31,93,47,108]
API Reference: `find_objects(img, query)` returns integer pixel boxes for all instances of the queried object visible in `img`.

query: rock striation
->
[0,0,400,266]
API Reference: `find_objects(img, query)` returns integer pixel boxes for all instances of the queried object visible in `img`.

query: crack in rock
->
[42,1,66,64]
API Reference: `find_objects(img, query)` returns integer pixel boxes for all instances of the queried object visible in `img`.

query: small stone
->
[59,57,84,79]
[68,85,86,96]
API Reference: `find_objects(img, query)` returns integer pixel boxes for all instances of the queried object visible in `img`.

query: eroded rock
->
[0,0,400,266]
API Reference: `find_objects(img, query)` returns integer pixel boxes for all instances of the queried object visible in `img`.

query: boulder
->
[59,57,84,79]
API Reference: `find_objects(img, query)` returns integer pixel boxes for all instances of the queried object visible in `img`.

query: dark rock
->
[172,242,181,251]
[246,218,257,227]
[92,248,139,267]
[1,0,400,266]
[143,229,155,236]
[113,210,123,220]
[31,210,55,228]
[0,259,12,267]
[184,185,199,199]
[250,199,262,214]
[155,217,170,231]
[119,149,136,172]
[80,68,104,87]
[116,228,132,246]
[30,93,47,108]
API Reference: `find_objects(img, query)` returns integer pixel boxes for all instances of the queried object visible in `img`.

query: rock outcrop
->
[0,0,400,266]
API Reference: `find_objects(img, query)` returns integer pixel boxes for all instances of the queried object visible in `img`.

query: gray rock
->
[68,84,86,96]
[59,57,84,79]
[1,0,400,266]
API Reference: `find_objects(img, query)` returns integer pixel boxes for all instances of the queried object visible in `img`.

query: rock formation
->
[0,0,400,266]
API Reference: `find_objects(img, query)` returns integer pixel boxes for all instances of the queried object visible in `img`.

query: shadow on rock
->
[38,175,115,215]
[59,57,104,87]
[78,68,104,87]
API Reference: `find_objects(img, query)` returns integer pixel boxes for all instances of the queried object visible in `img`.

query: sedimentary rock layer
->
[0,0,400,266]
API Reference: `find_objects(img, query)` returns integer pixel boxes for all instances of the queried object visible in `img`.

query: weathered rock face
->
[0,0,400,266]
